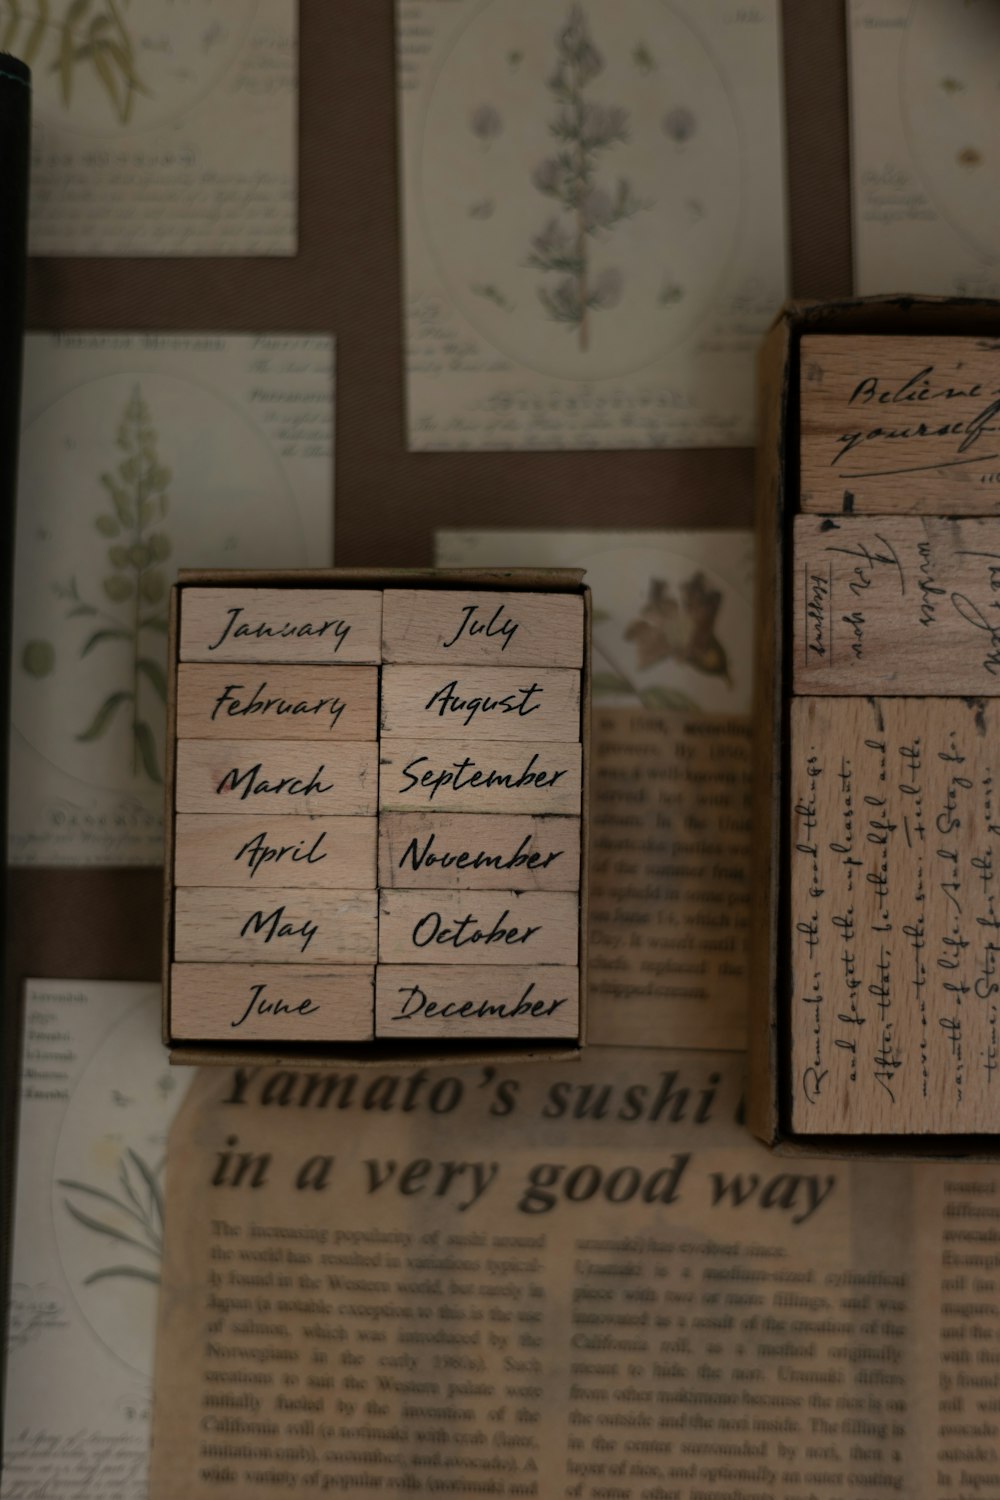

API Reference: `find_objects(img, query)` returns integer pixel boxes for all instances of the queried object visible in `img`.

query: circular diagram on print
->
[17,0,256,136]
[901,0,1000,263]
[12,369,305,801]
[577,542,753,715]
[419,0,741,380]
[52,994,189,1378]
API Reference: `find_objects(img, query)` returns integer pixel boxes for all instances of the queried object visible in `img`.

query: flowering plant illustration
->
[526,4,649,349]
[54,384,172,783]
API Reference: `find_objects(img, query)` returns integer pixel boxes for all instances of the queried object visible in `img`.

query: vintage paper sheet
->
[3,0,297,257]
[2,980,191,1499]
[437,529,753,1049]
[8,332,333,868]
[850,0,1000,296]
[398,0,788,450]
[150,1045,1000,1498]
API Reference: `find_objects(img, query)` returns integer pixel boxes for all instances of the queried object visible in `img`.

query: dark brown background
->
[3,0,852,1279]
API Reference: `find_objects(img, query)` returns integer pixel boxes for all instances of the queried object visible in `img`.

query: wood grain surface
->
[380,664,580,741]
[375,964,579,1039]
[378,811,580,891]
[174,886,377,964]
[177,663,378,739]
[800,335,1000,514]
[174,814,377,889]
[378,888,579,966]
[378,738,581,814]
[381,589,584,665]
[180,587,383,662]
[175,739,377,816]
[170,963,374,1041]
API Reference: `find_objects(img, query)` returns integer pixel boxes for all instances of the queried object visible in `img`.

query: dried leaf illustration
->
[58,1147,164,1289]
[624,572,731,685]
[0,0,150,123]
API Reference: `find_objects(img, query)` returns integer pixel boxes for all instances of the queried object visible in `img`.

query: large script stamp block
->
[789,695,1000,1134]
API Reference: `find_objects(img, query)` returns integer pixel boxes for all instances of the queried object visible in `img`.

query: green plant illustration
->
[58,1147,164,1287]
[55,384,172,783]
[0,0,150,125]
[526,4,649,350]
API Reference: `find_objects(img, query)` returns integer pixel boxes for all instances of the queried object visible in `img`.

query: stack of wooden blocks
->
[789,334,1000,1135]
[165,580,586,1055]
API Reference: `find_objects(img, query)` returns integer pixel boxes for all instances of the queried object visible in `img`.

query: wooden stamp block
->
[177,664,378,740]
[789,695,1000,1135]
[793,515,1000,694]
[381,589,583,666]
[171,964,374,1042]
[174,815,376,889]
[378,739,581,815]
[378,812,580,891]
[375,965,579,1039]
[174,887,377,964]
[380,665,580,742]
[800,335,1000,514]
[180,588,383,662]
[378,889,578,965]
[175,739,377,816]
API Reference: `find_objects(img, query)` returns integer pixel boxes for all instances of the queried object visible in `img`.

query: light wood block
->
[800,335,1000,514]
[177,664,378,740]
[174,887,377,964]
[378,889,578,965]
[378,739,581,815]
[174,815,376,889]
[375,965,579,1039]
[379,812,580,891]
[793,514,1000,694]
[382,589,583,666]
[180,588,383,662]
[171,964,374,1041]
[175,739,377,816]
[789,696,1000,1135]
[380,665,579,741]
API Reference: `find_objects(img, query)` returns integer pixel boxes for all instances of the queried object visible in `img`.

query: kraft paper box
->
[163,567,590,1068]
[749,295,1000,1158]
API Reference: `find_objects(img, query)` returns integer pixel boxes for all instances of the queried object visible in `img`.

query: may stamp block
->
[163,569,590,1065]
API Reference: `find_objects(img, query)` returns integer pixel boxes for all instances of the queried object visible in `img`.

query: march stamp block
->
[174,739,377,816]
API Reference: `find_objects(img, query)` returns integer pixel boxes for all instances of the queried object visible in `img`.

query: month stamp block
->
[165,572,588,1060]
[180,588,383,662]
[171,964,374,1042]
[381,589,583,666]
[375,965,580,1040]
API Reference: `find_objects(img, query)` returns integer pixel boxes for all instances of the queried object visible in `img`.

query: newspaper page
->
[148,1045,1000,1499]
[436,530,754,1051]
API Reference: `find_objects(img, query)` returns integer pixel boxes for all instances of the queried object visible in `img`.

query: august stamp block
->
[380,664,580,741]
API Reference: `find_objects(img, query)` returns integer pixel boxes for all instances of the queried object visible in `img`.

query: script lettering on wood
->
[800,335,1000,514]
[793,515,1000,694]
[378,739,581,815]
[378,812,580,891]
[378,889,579,966]
[790,695,1000,1134]
[174,887,377,964]
[175,739,377,816]
[177,664,378,740]
[375,964,579,1039]
[380,665,580,741]
[381,589,583,666]
[171,964,374,1041]
[174,815,377,889]
[180,588,383,662]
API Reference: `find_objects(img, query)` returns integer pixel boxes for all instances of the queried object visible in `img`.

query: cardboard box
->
[163,567,590,1067]
[750,295,1000,1157]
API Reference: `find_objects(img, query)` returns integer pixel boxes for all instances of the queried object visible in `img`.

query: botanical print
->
[526,5,648,349]
[2,0,297,256]
[851,0,1000,295]
[9,332,333,867]
[399,0,786,449]
[0,0,148,124]
[59,1147,164,1289]
[435,528,755,715]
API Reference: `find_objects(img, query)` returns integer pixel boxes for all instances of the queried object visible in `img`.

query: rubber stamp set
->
[163,573,588,1060]
[752,307,1000,1145]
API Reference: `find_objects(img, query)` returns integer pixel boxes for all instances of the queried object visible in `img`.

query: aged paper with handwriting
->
[150,1045,1000,1498]
[850,0,1000,296]
[436,529,753,1050]
[399,0,787,450]
[8,332,333,868]
[2,981,191,1500]
[2,0,297,256]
